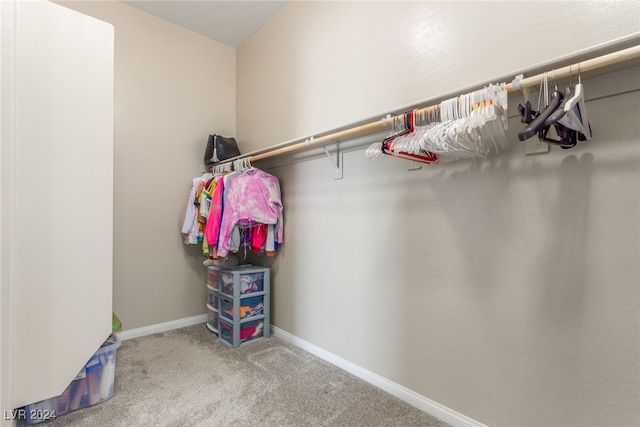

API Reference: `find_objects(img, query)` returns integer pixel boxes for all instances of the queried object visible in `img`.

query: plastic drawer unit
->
[217,266,270,348]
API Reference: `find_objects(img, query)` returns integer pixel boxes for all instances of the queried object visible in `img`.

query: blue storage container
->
[24,334,121,424]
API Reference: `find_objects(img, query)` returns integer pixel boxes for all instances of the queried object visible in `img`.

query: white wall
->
[237,1,640,151]
[57,0,236,330]
[0,0,16,423]
[237,2,640,426]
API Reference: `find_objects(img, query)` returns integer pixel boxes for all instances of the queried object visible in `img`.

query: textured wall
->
[237,2,640,426]
[259,67,640,427]
[57,0,236,330]
[237,1,640,151]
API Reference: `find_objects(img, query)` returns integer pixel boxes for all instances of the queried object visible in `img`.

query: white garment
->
[181,177,200,234]
[229,226,241,252]
[199,186,210,221]
[182,174,212,245]
[266,224,275,252]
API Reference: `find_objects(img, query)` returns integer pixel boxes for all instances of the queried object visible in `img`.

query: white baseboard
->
[272,326,486,427]
[116,314,208,341]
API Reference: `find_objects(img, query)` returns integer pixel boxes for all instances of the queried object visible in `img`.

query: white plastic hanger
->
[243,157,252,170]
[561,76,592,139]
[367,84,508,163]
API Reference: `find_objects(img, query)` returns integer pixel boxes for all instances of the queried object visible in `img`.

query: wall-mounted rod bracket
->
[322,142,343,180]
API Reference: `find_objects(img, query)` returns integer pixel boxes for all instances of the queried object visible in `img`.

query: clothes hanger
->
[518,73,565,141]
[479,84,509,153]
[517,73,548,128]
[432,87,505,161]
[518,90,563,140]
[381,112,409,155]
[402,108,437,156]
[393,109,435,155]
[365,143,383,159]
[541,66,590,147]
[383,110,439,164]
[539,96,581,149]
[559,68,592,140]
[244,157,254,172]
[544,86,572,126]
[366,113,404,159]
[422,95,479,162]
[537,122,579,149]
[369,84,507,163]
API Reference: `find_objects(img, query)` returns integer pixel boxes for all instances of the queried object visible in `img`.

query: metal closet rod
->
[224,44,640,165]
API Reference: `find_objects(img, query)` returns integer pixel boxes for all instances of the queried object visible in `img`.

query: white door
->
[10,0,114,408]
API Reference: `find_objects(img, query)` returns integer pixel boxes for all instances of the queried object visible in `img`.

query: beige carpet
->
[20,324,450,427]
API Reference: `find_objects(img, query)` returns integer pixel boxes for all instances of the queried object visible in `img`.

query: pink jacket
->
[204,176,224,248]
[217,169,283,257]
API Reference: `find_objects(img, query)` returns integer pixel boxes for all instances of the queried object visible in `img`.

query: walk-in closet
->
[2,1,639,426]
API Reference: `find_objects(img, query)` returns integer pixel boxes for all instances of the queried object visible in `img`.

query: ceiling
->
[122,1,288,48]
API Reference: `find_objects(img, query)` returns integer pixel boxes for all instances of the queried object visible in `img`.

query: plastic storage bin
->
[218,317,269,348]
[24,334,121,424]
[207,303,218,332]
[207,266,221,289]
[219,266,269,298]
[207,285,219,308]
[220,295,266,322]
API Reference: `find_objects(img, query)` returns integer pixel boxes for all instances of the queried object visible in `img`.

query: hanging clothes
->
[216,167,283,258]
[181,174,212,245]
[199,177,216,255]
[179,179,198,244]
[204,174,226,256]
